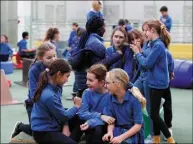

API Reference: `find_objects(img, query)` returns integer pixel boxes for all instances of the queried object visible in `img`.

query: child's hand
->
[62,125,71,137]
[170,72,175,80]
[80,122,89,131]
[101,115,115,124]
[130,44,140,54]
[73,96,82,108]
[102,132,113,142]
[110,136,124,144]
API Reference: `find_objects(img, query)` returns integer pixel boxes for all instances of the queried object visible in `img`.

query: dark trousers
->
[69,115,106,144]
[0,54,9,61]
[19,51,35,59]
[20,101,33,136]
[163,87,172,128]
[150,88,171,138]
[33,131,77,144]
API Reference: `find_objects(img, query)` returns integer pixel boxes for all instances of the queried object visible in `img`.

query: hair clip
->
[45,68,50,72]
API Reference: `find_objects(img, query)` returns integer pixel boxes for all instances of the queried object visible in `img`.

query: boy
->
[160,6,172,32]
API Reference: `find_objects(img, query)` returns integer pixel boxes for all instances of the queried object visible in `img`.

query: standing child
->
[160,6,172,32]
[11,42,57,139]
[44,28,60,56]
[103,69,144,144]
[130,20,176,143]
[31,59,82,144]
[106,26,135,80]
[87,0,103,21]
[0,35,13,61]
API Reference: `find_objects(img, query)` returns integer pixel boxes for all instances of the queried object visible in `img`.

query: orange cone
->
[0,70,22,105]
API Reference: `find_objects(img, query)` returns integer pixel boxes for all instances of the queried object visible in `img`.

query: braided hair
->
[78,16,105,49]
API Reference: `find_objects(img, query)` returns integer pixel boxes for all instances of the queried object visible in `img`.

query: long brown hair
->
[87,64,107,81]
[44,28,59,41]
[128,29,144,47]
[147,20,171,47]
[31,42,55,66]
[33,59,71,102]
[110,26,128,46]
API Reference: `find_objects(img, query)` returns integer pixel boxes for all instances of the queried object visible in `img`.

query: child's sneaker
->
[11,121,23,139]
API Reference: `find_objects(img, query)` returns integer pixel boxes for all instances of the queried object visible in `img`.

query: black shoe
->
[11,121,23,139]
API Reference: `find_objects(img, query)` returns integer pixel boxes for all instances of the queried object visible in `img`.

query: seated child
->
[103,68,144,144]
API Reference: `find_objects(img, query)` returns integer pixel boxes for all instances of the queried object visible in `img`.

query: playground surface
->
[1,69,192,143]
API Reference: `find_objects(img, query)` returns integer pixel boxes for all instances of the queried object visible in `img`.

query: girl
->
[31,59,82,144]
[70,64,115,144]
[11,42,57,139]
[103,69,144,144]
[106,26,135,80]
[87,0,103,21]
[70,16,122,97]
[44,28,60,56]
[0,35,13,61]
[130,20,176,143]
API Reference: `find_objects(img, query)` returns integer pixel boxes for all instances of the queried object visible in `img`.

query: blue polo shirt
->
[103,91,143,136]
[0,42,13,56]
[17,39,27,53]
[31,83,79,131]
[78,89,110,128]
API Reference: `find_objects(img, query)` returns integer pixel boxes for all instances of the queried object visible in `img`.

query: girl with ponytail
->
[31,59,82,144]
[11,42,57,139]
[130,20,176,144]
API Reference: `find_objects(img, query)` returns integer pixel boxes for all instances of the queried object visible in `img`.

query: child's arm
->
[130,86,146,109]
[102,124,114,142]
[62,125,71,137]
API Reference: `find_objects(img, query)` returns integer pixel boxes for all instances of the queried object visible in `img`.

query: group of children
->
[8,1,176,143]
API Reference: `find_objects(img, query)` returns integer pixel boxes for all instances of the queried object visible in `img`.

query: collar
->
[112,91,131,104]
[90,33,104,42]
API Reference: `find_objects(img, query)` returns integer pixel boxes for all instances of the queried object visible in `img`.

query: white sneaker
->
[164,128,173,141]
[145,135,153,144]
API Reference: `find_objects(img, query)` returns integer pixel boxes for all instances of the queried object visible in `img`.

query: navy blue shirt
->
[17,39,27,53]
[103,91,143,136]
[106,46,134,80]
[136,38,169,89]
[160,15,172,32]
[87,10,103,21]
[31,83,78,131]
[68,31,77,47]
[27,61,46,102]
[0,42,13,56]
[166,49,174,73]
[78,89,110,128]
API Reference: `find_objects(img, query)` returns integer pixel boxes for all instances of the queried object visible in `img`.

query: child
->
[69,64,115,144]
[125,19,133,32]
[44,28,60,55]
[103,69,144,144]
[68,22,79,50]
[106,26,135,80]
[87,0,103,21]
[17,31,35,59]
[160,6,172,32]
[69,16,122,98]
[0,35,13,61]
[130,20,176,143]
[31,59,82,144]
[11,42,57,139]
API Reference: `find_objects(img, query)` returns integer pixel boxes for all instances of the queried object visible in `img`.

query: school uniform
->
[31,83,78,144]
[69,89,109,143]
[50,40,60,57]
[74,33,122,95]
[17,39,35,59]
[160,15,172,32]
[106,45,135,80]
[103,91,144,143]
[126,24,133,32]
[135,38,171,138]
[87,10,103,21]
[0,42,13,61]
[163,49,174,128]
